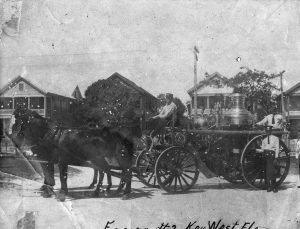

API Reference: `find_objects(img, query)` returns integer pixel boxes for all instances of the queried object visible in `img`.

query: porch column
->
[287,96,290,122]
[207,96,210,109]
[28,97,30,110]
[44,96,46,117]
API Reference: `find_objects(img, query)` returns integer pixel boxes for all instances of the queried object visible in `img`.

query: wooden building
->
[186,72,234,118]
[108,72,158,130]
[0,76,76,137]
[283,82,300,139]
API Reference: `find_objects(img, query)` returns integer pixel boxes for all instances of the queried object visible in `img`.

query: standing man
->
[148,93,177,136]
[260,126,280,192]
[256,106,285,130]
[296,133,300,188]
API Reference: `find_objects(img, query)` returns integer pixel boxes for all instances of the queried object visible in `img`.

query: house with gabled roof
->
[107,72,158,130]
[108,72,158,111]
[0,76,77,138]
[283,82,300,138]
[186,72,234,117]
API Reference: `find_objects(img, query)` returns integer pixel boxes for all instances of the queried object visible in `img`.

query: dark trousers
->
[41,163,55,186]
[264,150,276,188]
[147,119,168,136]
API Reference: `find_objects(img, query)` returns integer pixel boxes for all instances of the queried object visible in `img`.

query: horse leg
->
[116,174,126,194]
[88,168,98,189]
[117,138,133,196]
[40,162,55,198]
[58,163,68,201]
[93,170,105,196]
[106,173,112,192]
[123,168,132,195]
[123,140,133,196]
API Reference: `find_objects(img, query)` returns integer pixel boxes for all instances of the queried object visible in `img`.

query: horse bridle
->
[11,116,28,137]
[13,112,49,140]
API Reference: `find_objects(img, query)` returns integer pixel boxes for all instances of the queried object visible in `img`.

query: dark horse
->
[9,108,138,200]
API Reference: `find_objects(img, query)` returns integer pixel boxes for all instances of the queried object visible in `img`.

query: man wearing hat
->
[148,93,177,136]
[257,126,280,192]
[296,133,300,188]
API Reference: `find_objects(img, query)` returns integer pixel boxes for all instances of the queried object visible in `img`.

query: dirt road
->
[0,157,299,229]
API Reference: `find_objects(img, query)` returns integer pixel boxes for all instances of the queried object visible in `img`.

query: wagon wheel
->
[136,149,160,188]
[155,146,199,193]
[241,135,290,189]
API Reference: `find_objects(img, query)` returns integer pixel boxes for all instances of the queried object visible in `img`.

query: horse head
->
[10,108,49,146]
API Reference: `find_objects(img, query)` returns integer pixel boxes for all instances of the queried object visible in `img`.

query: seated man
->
[148,93,177,137]
[257,126,280,193]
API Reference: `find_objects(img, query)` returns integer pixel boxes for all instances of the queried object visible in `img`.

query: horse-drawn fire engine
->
[7,93,290,198]
[135,93,290,193]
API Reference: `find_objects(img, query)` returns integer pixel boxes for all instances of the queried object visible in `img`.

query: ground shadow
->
[66,184,120,191]
[160,187,206,195]
[57,187,154,201]
[193,181,296,191]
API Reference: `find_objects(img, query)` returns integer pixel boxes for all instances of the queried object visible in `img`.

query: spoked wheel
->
[155,146,199,193]
[241,135,290,189]
[136,149,160,188]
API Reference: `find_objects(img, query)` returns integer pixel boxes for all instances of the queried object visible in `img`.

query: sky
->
[0,0,299,102]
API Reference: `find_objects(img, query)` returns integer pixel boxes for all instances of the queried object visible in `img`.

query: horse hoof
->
[92,190,100,197]
[88,184,95,189]
[122,193,131,200]
[104,191,109,197]
[116,189,122,194]
[41,186,54,198]
[57,191,67,201]
[40,185,46,191]
[41,191,52,198]
[106,187,111,193]
[123,189,132,195]
[58,193,66,202]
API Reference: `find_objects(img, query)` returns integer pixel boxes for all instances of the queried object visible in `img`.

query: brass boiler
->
[223,93,253,126]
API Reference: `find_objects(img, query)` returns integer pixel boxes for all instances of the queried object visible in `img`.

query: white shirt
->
[256,114,284,129]
[296,140,300,154]
[261,134,280,158]
[158,102,177,119]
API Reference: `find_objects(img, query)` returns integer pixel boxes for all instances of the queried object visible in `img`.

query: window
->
[19,83,24,91]
[224,96,231,109]
[30,97,44,109]
[0,119,4,136]
[14,97,28,109]
[209,96,215,109]
[0,98,13,109]
[197,97,206,109]
[289,96,300,111]
[135,98,140,109]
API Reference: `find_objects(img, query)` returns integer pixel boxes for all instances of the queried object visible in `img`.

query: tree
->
[81,78,141,128]
[225,67,285,118]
